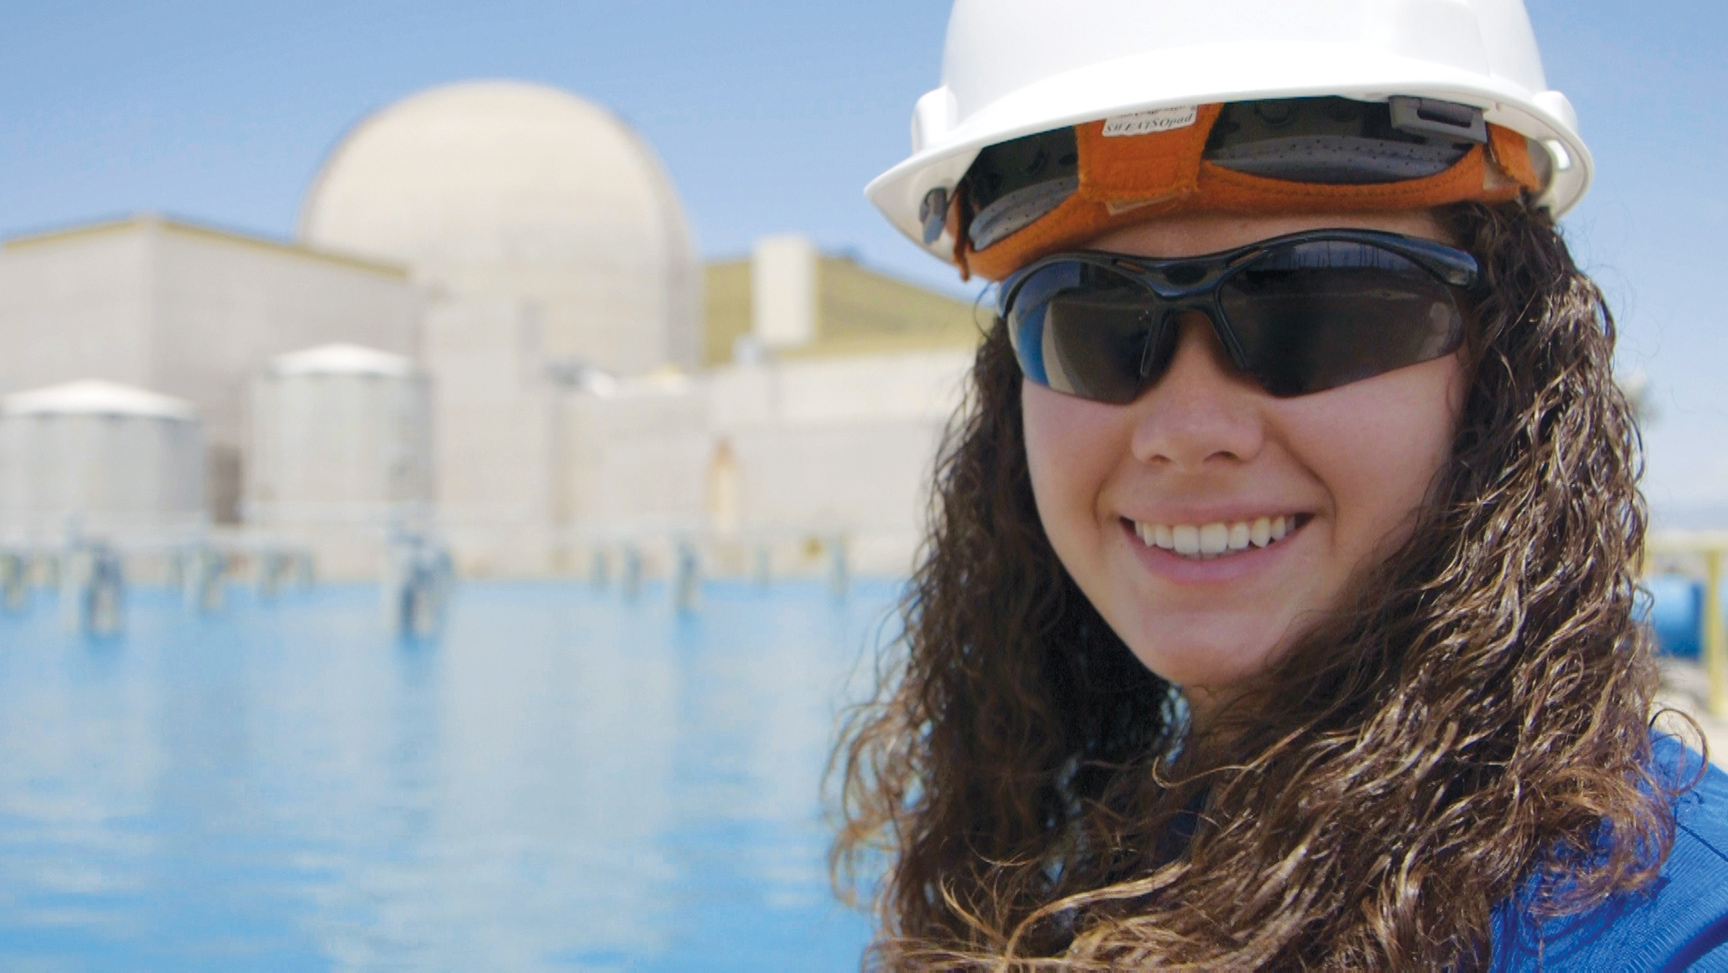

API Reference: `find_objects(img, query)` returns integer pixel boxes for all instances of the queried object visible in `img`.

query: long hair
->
[831,201,1679,969]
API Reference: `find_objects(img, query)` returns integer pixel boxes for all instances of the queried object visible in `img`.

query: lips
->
[1128,515,1304,560]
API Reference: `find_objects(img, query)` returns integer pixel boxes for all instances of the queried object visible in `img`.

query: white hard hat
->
[867,0,1590,265]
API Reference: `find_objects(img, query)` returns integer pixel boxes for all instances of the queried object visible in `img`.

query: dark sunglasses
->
[999,229,1480,403]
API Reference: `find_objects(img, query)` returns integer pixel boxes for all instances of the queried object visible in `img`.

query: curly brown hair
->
[831,200,1682,969]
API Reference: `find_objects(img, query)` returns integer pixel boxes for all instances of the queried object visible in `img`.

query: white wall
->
[0,228,154,396]
[550,349,972,577]
[421,297,560,577]
[562,378,712,535]
[709,350,973,429]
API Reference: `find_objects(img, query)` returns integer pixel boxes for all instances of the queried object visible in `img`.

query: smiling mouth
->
[1126,515,1309,561]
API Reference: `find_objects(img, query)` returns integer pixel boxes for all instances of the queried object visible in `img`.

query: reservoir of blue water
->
[4,572,1716,971]
[0,581,890,971]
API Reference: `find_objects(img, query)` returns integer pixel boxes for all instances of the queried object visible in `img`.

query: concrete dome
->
[299,80,700,374]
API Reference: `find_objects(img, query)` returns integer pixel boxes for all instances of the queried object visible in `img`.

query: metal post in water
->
[256,550,287,601]
[673,538,700,614]
[88,549,124,636]
[622,544,643,600]
[409,545,453,638]
[1706,548,1726,718]
[383,535,410,636]
[58,545,89,633]
[62,543,124,637]
[384,533,453,639]
[0,551,26,612]
[185,546,226,614]
[829,532,850,599]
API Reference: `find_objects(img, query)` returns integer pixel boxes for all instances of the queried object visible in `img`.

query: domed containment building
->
[299,81,703,574]
[300,80,701,375]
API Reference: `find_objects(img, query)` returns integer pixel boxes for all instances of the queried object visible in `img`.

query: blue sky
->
[0,1,1724,520]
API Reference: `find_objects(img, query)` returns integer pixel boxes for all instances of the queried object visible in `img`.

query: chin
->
[1120,616,1287,692]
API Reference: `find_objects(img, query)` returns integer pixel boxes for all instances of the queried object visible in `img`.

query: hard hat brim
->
[867,41,1591,264]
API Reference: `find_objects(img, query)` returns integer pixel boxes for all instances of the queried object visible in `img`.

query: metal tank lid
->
[2,379,197,421]
[268,343,417,378]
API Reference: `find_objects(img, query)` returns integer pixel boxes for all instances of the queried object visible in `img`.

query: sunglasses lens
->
[1220,241,1465,397]
[1006,261,1152,404]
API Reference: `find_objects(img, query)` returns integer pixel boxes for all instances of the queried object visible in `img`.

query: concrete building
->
[553,239,982,576]
[0,217,419,522]
[0,79,981,581]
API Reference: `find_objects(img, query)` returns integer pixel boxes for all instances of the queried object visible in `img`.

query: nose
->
[1129,311,1266,469]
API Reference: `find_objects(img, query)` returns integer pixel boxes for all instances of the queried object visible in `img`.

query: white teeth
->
[1228,522,1251,551]
[1172,524,1200,556]
[1199,523,1229,555]
[1133,515,1301,559]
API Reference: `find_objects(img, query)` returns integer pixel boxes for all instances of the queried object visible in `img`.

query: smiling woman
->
[1022,212,1466,722]
[833,1,1728,969]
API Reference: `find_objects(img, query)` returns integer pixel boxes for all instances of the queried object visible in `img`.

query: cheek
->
[1284,358,1462,549]
[1021,382,1124,551]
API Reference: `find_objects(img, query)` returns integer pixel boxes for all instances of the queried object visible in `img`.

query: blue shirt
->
[1492,737,1728,971]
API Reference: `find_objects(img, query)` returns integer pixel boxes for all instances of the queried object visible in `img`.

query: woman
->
[835,1,1728,968]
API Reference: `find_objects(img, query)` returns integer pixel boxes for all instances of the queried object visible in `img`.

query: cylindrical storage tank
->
[0,380,205,545]
[246,344,433,579]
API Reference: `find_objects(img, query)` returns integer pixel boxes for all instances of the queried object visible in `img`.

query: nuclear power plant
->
[0,80,979,582]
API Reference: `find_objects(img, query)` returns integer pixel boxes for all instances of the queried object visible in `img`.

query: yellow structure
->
[703,253,982,366]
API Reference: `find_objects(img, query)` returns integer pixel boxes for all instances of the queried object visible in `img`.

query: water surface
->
[0,581,890,971]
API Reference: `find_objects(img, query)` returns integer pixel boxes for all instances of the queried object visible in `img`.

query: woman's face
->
[1021,211,1467,722]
